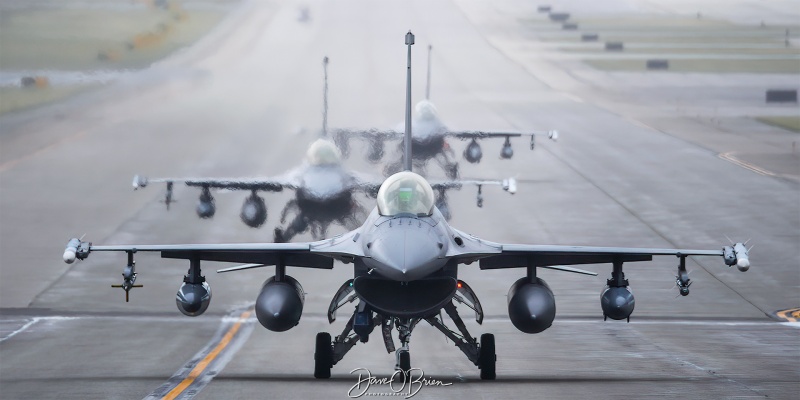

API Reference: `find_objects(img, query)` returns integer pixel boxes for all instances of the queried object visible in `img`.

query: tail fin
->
[321,56,329,137]
[425,44,432,100]
[403,31,415,172]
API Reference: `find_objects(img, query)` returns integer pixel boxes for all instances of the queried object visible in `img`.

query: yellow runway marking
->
[718,152,777,177]
[162,310,252,400]
[775,308,800,323]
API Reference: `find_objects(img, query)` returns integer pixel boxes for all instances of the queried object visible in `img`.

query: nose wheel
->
[396,348,411,378]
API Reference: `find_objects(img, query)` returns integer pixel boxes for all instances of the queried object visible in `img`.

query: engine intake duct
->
[353,276,456,318]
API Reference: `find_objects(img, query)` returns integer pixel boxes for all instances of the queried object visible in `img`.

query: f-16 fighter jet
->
[333,44,558,179]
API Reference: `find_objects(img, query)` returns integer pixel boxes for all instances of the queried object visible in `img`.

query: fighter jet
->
[131,57,516,242]
[332,44,558,179]
[63,32,750,380]
[133,138,515,242]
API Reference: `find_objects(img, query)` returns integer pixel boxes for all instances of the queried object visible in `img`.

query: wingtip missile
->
[502,178,517,194]
[132,175,148,190]
[734,242,750,271]
[63,238,80,264]
[723,243,750,272]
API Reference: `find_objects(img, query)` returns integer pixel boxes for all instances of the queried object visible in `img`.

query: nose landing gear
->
[315,279,494,379]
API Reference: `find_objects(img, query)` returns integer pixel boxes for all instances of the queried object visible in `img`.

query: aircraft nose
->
[366,222,447,281]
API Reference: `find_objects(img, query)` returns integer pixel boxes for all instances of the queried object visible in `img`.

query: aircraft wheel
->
[478,333,496,380]
[398,350,411,382]
[314,332,333,379]
[400,350,411,372]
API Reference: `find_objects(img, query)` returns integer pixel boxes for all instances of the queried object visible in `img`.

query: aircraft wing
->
[331,128,403,141]
[479,244,725,269]
[449,130,559,141]
[132,175,298,192]
[347,171,517,198]
[63,230,364,268]
[429,178,517,194]
[447,229,750,274]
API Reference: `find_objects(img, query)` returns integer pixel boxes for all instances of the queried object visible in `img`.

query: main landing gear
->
[315,279,495,380]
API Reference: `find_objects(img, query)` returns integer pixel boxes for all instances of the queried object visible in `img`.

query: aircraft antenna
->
[404,31,415,172]
[322,56,329,137]
[425,44,432,100]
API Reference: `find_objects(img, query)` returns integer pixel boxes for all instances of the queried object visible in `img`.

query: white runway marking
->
[0,319,39,344]
[0,316,78,343]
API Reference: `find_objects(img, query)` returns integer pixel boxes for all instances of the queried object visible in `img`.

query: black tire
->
[478,333,496,380]
[314,332,333,379]
[399,350,411,372]
[397,350,411,382]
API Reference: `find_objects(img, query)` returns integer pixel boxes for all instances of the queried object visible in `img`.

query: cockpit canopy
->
[415,100,439,121]
[376,171,435,216]
[306,139,341,166]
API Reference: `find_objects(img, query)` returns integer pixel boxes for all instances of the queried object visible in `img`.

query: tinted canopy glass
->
[376,171,435,216]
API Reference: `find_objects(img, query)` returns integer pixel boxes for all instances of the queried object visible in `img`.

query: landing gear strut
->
[316,280,493,379]
[394,318,419,378]
[425,301,495,379]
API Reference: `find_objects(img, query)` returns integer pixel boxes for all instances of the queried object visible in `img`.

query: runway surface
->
[1,0,798,399]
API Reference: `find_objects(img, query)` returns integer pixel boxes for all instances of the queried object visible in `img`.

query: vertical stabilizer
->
[322,56,329,137]
[425,45,432,100]
[403,31,415,172]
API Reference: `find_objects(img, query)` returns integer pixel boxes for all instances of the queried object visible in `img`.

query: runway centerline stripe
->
[150,308,255,400]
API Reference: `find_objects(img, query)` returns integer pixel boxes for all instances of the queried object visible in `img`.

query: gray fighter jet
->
[332,44,558,179]
[131,57,515,241]
[63,32,750,380]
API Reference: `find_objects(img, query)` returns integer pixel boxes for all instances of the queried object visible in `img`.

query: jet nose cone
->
[366,221,447,281]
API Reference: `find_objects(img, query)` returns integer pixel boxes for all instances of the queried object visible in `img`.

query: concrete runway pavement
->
[1,0,798,398]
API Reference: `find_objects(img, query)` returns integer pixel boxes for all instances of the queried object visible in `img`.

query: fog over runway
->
[1,0,798,399]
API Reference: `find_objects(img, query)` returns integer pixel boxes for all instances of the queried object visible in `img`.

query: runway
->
[1,0,798,399]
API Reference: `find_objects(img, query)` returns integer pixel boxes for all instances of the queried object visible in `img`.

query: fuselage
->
[351,206,459,318]
[400,100,449,162]
[294,164,358,223]
[410,135,446,160]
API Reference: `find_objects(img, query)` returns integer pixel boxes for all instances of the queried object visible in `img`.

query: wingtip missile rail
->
[63,238,90,264]
[723,243,750,272]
